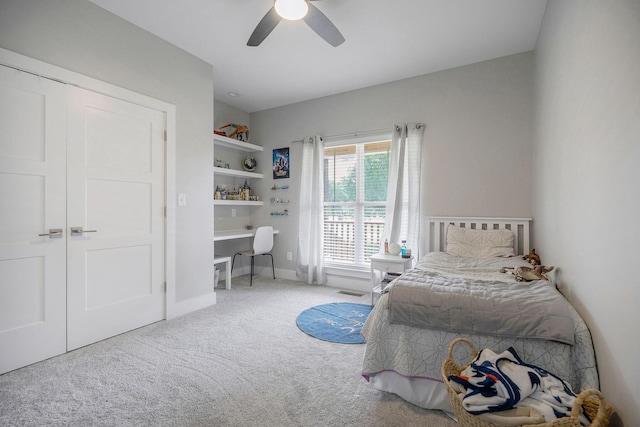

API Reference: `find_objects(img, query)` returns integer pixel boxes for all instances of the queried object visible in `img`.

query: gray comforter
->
[362,252,599,411]
[387,254,574,344]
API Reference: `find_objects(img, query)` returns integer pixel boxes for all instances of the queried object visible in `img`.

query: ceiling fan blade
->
[247,6,282,46]
[304,2,345,47]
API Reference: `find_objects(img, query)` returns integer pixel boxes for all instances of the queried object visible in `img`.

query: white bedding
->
[361,252,599,412]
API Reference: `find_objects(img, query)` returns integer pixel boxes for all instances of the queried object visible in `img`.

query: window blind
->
[323,140,391,266]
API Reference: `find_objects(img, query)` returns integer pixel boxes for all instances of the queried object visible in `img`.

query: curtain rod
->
[291,128,393,143]
[292,123,425,144]
[291,127,389,144]
[324,127,392,141]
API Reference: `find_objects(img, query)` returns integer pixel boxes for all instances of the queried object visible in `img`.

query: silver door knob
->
[38,228,63,238]
[70,227,97,236]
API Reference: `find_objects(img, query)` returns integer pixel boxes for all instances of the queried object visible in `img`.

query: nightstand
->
[370,253,414,305]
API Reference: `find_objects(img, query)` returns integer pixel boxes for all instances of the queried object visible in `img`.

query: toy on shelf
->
[270,184,289,190]
[216,122,250,142]
[270,197,290,204]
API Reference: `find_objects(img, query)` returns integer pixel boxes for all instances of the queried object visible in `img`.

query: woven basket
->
[441,338,612,427]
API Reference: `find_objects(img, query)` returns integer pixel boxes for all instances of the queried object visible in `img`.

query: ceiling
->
[88,0,548,113]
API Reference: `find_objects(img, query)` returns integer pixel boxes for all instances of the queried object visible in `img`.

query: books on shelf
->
[381,272,402,283]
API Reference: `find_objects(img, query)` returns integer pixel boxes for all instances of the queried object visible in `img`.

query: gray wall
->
[534,1,640,425]
[214,102,250,131]
[0,0,215,303]
[247,53,534,282]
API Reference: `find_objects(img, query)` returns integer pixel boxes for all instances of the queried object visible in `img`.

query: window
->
[323,140,391,267]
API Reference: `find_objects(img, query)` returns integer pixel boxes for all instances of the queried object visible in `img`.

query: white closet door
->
[66,86,166,350]
[0,65,67,373]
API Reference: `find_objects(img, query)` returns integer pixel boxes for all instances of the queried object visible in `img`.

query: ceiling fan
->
[247,0,345,47]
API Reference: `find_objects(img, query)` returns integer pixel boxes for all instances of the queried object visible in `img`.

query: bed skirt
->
[362,293,599,411]
[369,371,452,412]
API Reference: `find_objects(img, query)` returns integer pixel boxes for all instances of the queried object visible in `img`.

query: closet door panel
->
[0,65,67,374]
[66,86,166,351]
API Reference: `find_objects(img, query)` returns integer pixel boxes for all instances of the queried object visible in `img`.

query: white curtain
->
[382,123,426,259]
[296,136,326,284]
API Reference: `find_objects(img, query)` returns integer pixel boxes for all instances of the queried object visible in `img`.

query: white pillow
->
[446,224,515,258]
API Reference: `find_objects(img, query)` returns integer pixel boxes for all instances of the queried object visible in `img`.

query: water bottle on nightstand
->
[401,240,407,256]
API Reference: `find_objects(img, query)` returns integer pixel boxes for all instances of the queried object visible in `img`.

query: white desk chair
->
[231,226,276,286]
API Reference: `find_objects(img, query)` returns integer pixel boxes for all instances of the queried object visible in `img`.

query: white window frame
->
[323,131,392,270]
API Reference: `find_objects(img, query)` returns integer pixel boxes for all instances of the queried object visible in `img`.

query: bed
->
[361,217,599,413]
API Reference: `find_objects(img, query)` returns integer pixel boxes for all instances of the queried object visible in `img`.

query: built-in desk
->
[214,228,279,289]
[214,228,279,242]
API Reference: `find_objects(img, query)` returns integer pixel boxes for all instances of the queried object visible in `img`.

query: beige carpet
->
[0,276,457,427]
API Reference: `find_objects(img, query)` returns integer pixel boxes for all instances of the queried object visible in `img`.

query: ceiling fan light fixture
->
[274,0,308,21]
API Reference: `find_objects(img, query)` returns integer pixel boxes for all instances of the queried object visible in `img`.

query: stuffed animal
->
[500,265,554,282]
[523,248,541,266]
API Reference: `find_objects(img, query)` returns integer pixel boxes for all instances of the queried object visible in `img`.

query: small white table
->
[214,255,232,290]
[370,253,414,305]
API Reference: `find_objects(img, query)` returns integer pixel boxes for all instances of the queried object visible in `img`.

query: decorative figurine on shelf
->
[241,180,251,201]
[271,184,289,190]
[214,186,221,200]
[215,159,230,168]
[243,157,257,172]
[226,187,244,200]
[218,122,250,142]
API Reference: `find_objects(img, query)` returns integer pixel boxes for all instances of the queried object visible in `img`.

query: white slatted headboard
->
[427,217,532,256]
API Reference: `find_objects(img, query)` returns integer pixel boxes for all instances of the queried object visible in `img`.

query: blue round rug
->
[295,302,373,344]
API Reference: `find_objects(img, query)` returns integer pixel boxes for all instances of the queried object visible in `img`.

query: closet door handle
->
[70,227,97,236]
[38,228,63,238]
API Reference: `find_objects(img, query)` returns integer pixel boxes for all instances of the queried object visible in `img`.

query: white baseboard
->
[226,266,371,294]
[275,268,298,281]
[277,268,371,293]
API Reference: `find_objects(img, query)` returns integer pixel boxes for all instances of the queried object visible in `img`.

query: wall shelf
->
[214,167,263,179]
[214,200,263,206]
[213,134,263,152]
[213,134,263,204]
[270,197,290,204]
